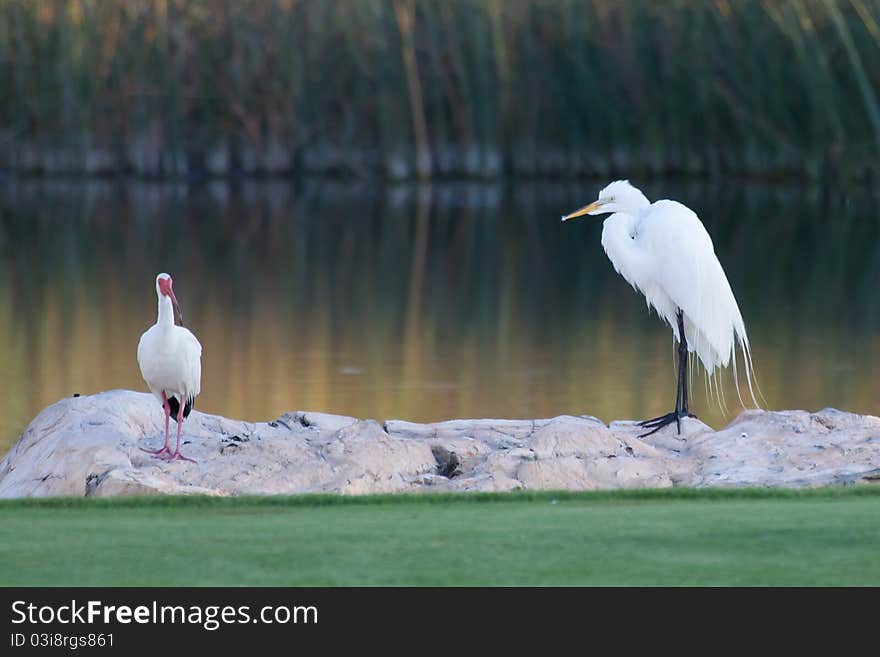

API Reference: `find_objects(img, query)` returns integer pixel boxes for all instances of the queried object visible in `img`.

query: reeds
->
[3,0,880,179]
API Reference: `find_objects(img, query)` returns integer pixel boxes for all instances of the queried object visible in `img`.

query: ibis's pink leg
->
[168,398,196,463]
[142,392,173,459]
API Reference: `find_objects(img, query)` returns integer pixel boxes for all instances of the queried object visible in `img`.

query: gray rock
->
[1,391,880,498]
[684,409,880,488]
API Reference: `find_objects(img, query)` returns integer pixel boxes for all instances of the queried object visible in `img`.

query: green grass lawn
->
[1,488,878,586]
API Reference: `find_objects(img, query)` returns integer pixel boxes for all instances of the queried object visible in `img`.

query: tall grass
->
[3,0,880,179]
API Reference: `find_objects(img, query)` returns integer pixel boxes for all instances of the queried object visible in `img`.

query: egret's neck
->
[157,295,175,328]
[602,212,639,246]
[601,212,647,287]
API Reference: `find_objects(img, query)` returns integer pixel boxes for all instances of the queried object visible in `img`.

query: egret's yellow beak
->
[561,201,604,222]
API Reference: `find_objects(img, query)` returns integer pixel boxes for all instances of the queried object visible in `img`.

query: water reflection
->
[1,179,879,455]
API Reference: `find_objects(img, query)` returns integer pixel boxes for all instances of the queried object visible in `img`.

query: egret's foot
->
[141,445,173,459]
[638,410,694,437]
[167,451,197,464]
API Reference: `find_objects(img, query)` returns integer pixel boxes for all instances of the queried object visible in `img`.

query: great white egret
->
[562,180,755,436]
[137,273,203,462]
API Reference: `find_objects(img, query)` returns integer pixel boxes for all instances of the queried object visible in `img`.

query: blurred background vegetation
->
[3,1,880,446]
[4,0,880,181]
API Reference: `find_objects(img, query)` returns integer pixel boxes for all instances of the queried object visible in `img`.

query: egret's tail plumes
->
[676,316,759,413]
[690,294,760,412]
[732,326,764,410]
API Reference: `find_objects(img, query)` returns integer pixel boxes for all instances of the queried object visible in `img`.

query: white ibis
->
[137,273,202,462]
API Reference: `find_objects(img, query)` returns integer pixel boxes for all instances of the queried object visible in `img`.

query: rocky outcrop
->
[1,390,879,498]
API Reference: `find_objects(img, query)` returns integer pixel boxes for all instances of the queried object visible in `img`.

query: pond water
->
[2,179,879,455]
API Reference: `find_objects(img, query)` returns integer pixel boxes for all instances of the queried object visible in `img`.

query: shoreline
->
[2,390,878,499]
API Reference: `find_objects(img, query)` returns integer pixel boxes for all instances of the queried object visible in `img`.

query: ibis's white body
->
[137,292,202,410]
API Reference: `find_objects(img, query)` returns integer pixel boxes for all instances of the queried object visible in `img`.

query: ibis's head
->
[155,273,184,326]
[561,180,650,222]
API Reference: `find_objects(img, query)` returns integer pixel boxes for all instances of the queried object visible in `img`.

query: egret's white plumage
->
[563,180,756,431]
[137,273,202,461]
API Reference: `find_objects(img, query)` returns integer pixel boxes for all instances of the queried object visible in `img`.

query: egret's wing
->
[640,200,749,375]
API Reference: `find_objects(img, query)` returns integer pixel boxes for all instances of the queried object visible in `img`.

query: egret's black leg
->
[639,310,696,437]
[677,310,697,420]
